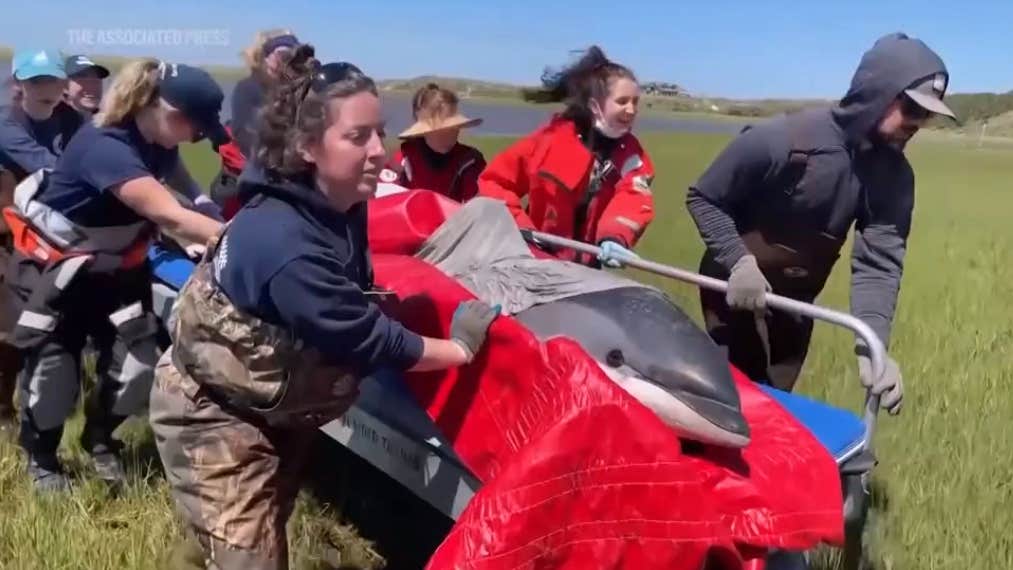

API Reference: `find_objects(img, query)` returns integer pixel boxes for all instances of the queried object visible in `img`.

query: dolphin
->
[514,286,751,448]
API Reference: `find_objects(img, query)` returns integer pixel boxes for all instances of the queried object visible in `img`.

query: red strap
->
[2,206,148,269]
[3,206,66,264]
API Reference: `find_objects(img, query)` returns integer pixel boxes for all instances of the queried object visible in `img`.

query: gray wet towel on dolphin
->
[414,198,750,448]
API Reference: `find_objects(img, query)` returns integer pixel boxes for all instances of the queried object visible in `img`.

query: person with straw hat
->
[381,83,486,201]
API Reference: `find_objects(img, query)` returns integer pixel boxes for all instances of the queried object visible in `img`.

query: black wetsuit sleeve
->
[850,160,915,348]
[266,253,425,372]
[686,126,779,270]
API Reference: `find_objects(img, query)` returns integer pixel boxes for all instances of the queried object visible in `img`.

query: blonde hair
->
[242,28,294,72]
[94,58,161,127]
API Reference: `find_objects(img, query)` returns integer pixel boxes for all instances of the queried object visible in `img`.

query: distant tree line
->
[933,92,1013,126]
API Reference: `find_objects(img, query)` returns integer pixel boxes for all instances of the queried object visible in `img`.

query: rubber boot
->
[0,343,21,437]
[80,391,128,488]
[27,451,71,493]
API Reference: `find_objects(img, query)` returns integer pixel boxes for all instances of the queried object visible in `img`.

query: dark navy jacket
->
[687,33,949,347]
[229,75,264,158]
[213,165,424,374]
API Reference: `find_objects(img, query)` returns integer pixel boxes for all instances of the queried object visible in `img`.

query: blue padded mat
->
[757,384,867,464]
[148,244,195,290]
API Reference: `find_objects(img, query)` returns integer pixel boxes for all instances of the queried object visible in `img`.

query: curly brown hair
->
[522,45,636,134]
[255,43,378,180]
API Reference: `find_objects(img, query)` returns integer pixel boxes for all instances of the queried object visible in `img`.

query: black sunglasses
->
[900,94,932,121]
[307,62,362,95]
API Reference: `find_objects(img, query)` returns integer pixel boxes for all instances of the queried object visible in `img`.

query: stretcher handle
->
[521,230,883,447]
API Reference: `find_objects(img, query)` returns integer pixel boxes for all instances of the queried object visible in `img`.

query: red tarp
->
[368,190,844,569]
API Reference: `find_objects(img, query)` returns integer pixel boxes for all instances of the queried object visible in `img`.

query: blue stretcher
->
[149,243,870,465]
[147,243,875,569]
[758,385,868,467]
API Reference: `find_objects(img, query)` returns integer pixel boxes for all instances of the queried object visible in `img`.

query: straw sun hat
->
[397,102,483,139]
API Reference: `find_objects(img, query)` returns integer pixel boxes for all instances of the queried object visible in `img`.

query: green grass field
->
[1,130,1010,569]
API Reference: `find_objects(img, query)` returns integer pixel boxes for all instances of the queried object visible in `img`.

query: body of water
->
[2,60,747,137]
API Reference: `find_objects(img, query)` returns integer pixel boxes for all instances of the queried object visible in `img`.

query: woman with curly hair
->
[149,44,499,569]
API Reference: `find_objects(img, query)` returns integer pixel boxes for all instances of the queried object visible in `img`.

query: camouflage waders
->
[150,230,361,570]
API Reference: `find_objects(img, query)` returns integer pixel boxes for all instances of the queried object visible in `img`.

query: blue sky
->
[2,0,1010,99]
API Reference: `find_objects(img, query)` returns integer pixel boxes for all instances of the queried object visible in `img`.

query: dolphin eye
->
[606,349,624,368]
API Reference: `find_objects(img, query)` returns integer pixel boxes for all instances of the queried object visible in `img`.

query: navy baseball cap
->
[65,54,110,79]
[157,62,228,146]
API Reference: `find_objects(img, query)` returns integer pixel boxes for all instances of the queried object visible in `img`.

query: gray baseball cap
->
[904,72,956,119]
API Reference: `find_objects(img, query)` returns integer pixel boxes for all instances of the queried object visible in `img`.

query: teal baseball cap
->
[12,48,67,80]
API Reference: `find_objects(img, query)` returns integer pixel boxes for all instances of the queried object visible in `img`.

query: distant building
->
[644,82,684,97]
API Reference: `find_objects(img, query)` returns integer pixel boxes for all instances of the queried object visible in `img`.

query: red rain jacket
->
[478,116,655,258]
[382,139,486,202]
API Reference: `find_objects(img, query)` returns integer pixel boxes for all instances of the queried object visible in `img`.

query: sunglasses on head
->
[308,62,362,94]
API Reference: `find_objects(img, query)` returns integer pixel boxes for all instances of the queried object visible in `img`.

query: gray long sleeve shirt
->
[687,33,948,348]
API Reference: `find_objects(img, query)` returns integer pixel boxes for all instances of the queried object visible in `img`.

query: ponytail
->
[256,43,377,179]
[94,59,161,127]
[522,46,636,133]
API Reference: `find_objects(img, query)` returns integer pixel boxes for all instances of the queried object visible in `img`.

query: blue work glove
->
[597,239,638,268]
[856,340,904,415]
[450,301,501,362]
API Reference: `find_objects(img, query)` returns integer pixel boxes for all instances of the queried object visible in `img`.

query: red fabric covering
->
[367,189,844,569]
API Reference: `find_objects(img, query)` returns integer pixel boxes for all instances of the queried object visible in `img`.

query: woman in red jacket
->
[382,83,486,201]
[478,46,655,268]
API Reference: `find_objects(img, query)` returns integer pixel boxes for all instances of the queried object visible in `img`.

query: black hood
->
[832,32,950,144]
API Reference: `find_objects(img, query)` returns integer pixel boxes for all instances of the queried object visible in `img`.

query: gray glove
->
[856,341,903,415]
[726,254,771,311]
[450,300,501,362]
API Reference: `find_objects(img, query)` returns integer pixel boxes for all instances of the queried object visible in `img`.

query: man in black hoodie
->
[685,33,955,413]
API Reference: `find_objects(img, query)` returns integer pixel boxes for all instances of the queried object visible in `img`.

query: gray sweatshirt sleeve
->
[686,125,780,271]
[850,159,915,348]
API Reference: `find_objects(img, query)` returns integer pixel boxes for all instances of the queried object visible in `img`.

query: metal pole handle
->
[522,230,884,447]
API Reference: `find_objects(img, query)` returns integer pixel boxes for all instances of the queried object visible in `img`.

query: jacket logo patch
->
[632,174,653,194]
[379,168,398,183]
[783,266,809,279]
[620,155,644,177]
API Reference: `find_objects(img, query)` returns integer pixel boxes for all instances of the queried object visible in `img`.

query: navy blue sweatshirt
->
[686,32,949,347]
[0,102,83,179]
[212,164,424,373]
